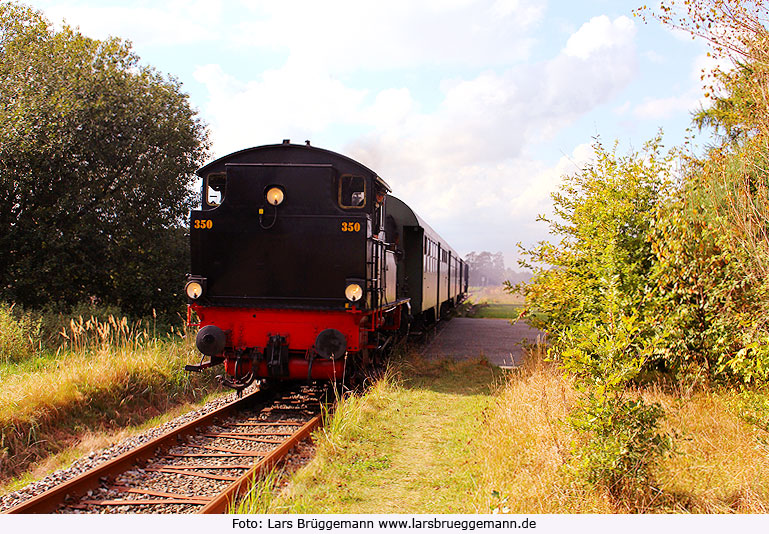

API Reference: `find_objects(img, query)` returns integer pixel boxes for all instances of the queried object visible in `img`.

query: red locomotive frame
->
[187,299,408,382]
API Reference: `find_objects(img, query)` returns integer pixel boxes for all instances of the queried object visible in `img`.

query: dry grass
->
[467,286,524,305]
[648,388,769,513]
[1,340,192,423]
[475,345,614,513]
[0,314,221,483]
[478,345,769,513]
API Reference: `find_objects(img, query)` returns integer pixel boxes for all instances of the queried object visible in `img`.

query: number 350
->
[341,221,361,232]
[194,219,213,229]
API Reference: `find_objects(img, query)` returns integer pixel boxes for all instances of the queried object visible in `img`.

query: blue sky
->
[26,0,715,268]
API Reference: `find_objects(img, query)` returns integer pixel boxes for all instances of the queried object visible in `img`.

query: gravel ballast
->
[0,383,260,513]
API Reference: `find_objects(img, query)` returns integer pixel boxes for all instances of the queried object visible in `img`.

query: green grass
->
[241,357,501,514]
[469,303,523,319]
[234,347,769,514]
[461,285,531,320]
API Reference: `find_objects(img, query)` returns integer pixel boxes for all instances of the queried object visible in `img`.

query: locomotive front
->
[184,141,395,389]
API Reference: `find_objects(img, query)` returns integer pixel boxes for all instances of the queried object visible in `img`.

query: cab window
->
[339,175,366,208]
[205,173,226,207]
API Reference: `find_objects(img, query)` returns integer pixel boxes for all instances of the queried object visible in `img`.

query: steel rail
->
[198,412,323,514]
[2,387,273,514]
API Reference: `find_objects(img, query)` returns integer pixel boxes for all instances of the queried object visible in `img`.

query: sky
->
[24,0,714,269]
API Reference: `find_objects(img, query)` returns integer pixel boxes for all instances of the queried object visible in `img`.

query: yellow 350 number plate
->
[194,219,213,229]
[341,221,361,232]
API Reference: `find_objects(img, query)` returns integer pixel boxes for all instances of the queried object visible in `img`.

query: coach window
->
[206,173,226,207]
[339,175,366,208]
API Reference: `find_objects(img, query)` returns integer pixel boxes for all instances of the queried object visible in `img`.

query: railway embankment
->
[0,311,223,491]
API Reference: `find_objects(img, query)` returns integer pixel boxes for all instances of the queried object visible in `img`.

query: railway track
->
[2,382,329,514]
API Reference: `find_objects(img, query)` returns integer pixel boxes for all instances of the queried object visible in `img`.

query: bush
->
[0,303,41,364]
[568,395,671,502]
[516,138,675,502]
[559,312,672,504]
[648,186,769,383]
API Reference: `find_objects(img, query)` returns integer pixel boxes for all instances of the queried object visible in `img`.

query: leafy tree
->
[0,2,208,316]
[517,136,674,343]
[637,0,769,382]
[638,0,769,280]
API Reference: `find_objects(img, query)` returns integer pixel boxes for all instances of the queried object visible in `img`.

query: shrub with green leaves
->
[568,395,671,500]
[517,136,673,342]
[0,303,40,364]
[515,137,675,501]
[559,312,671,501]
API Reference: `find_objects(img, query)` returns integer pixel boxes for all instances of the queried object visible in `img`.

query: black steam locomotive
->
[184,141,467,389]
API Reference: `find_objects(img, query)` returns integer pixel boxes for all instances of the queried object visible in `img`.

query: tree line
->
[0,2,209,318]
[464,251,531,287]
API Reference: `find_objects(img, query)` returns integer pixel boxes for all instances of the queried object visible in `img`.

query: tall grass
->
[58,314,150,352]
[231,468,285,514]
[478,344,769,513]
[475,344,614,513]
[314,367,401,456]
[0,305,221,482]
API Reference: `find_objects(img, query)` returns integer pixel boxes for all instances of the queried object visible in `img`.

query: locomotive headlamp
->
[345,283,363,302]
[185,281,203,299]
[266,187,285,206]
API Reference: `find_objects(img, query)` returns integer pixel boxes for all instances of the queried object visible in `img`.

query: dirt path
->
[422,318,542,367]
[266,359,499,514]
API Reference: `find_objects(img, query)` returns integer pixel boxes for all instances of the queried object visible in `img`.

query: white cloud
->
[347,13,637,173]
[614,100,632,114]
[37,0,223,46]
[631,50,722,120]
[564,15,635,60]
[633,93,702,120]
[230,0,545,71]
[363,88,419,128]
[194,59,369,155]
[642,50,667,64]
[691,50,735,85]
[340,17,636,252]
[32,0,545,67]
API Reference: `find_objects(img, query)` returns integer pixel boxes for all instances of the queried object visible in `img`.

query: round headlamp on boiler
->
[265,186,285,206]
[345,283,363,302]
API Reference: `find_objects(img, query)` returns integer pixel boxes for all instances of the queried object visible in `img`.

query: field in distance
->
[464,285,524,319]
